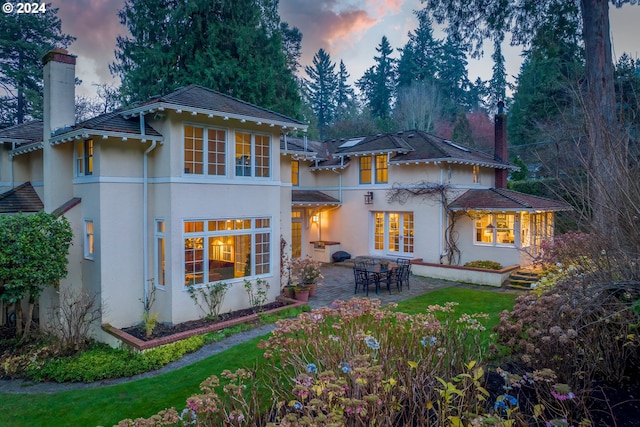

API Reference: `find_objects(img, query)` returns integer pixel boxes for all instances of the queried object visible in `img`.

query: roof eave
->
[121,102,308,131]
[49,129,164,146]
[10,142,44,157]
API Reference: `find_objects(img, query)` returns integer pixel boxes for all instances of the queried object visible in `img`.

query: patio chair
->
[386,265,402,292]
[396,258,411,290]
[353,263,376,296]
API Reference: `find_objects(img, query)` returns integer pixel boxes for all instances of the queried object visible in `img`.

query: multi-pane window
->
[375,155,388,183]
[184,125,227,175]
[291,211,302,258]
[472,165,480,183]
[76,139,93,177]
[372,212,414,255]
[155,220,166,288]
[359,157,372,184]
[235,132,271,178]
[359,155,388,184]
[291,160,299,186]
[474,213,515,246]
[183,217,271,287]
[84,219,94,259]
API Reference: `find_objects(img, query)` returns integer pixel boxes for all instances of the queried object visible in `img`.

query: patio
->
[307,261,479,309]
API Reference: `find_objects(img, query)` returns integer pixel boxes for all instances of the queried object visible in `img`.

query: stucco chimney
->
[42,49,76,212]
[494,101,508,189]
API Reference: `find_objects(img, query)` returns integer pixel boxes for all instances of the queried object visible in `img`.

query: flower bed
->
[103,296,305,351]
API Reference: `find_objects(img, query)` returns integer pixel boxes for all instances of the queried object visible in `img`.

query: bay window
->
[76,139,93,177]
[183,217,271,287]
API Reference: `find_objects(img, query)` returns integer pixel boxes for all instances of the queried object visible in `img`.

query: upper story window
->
[235,132,271,178]
[291,160,299,186]
[184,125,227,176]
[359,154,388,184]
[474,213,515,246]
[473,165,480,183]
[76,139,93,177]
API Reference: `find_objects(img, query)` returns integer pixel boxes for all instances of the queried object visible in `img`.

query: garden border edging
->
[102,296,305,351]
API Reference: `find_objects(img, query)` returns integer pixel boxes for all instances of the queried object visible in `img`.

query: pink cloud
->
[366,0,404,18]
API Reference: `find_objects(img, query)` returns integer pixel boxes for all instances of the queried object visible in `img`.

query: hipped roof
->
[450,188,572,212]
[0,182,43,213]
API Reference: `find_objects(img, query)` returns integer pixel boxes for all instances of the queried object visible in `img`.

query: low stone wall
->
[412,262,519,287]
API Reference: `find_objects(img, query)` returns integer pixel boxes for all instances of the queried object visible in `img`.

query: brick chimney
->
[42,49,76,211]
[494,101,508,189]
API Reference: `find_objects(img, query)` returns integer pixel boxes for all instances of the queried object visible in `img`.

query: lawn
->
[0,287,517,427]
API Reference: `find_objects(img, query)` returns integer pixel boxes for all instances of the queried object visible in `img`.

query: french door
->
[373,212,414,257]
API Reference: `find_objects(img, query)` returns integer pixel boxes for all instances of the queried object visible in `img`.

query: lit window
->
[291,160,299,186]
[76,139,93,177]
[155,219,166,288]
[359,157,372,184]
[84,219,94,259]
[184,125,227,175]
[375,155,388,183]
[183,217,271,287]
[473,165,480,183]
[235,132,271,178]
[474,213,515,246]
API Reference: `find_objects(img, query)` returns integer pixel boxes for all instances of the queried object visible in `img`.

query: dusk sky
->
[50,0,640,100]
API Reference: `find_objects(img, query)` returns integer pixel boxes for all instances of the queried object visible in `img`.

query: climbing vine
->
[386,182,465,265]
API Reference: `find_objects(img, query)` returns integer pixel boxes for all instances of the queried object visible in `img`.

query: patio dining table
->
[360,262,399,295]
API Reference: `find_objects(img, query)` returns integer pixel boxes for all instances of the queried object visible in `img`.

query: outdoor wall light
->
[311,214,320,223]
[364,191,374,204]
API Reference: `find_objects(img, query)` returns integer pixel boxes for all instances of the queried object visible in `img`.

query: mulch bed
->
[120,301,287,341]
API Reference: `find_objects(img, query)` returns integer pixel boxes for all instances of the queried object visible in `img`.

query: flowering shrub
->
[290,256,323,285]
[112,297,603,427]
[496,231,640,388]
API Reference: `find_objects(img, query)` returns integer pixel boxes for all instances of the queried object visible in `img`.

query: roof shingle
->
[450,188,572,211]
[0,182,43,213]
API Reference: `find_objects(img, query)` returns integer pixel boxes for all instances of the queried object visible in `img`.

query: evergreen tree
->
[335,60,356,122]
[397,12,441,88]
[614,53,640,131]
[487,35,507,113]
[508,5,584,146]
[304,49,337,139]
[0,6,74,126]
[451,111,474,147]
[111,0,301,117]
[357,36,396,121]
[437,35,471,118]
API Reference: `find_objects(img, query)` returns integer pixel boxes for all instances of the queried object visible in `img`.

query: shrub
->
[243,278,270,310]
[464,260,503,270]
[187,281,231,320]
[26,335,206,383]
[47,288,101,351]
[495,232,640,388]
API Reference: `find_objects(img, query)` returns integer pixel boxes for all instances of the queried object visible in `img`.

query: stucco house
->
[0,50,569,342]
[284,119,570,270]
[0,50,306,343]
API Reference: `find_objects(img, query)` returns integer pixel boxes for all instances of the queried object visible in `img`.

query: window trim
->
[359,154,388,185]
[84,219,95,260]
[154,219,166,289]
[473,213,516,248]
[75,139,94,177]
[183,124,228,176]
[234,130,272,178]
[183,217,272,289]
[291,160,299,186]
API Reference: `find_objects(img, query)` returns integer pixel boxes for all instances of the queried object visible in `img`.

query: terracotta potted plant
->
[291,256,323,297]
[293,284,310,302]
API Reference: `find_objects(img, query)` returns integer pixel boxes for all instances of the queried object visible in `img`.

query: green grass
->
[0,288,516,427]
[393,286,517,330]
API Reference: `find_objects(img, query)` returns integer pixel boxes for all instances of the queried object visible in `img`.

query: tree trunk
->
[580,0,626,239]
[17,51,25,124]
[22,301,35,340]
[15,302,23,336]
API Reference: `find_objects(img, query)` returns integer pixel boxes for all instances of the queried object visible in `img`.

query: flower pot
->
[294,288,310,302]
[305,283,317,297]
[282,286,296,299]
